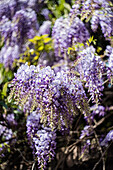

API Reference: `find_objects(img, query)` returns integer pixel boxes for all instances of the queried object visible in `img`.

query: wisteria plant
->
[0,0,113,170]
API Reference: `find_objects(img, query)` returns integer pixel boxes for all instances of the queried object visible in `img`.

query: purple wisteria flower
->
[0,2,39,68]
[104,46,113,80]
[52,17,70,57]
[26,111,41,144]
[41,8,50,20]
[0,123,14,157]
[0,45,20,68]
[80,125,91,139]
[91,105,106,117]
[77,46,105,103]
[9,63,89,130]
[26,111,56,169]
[70,0,113,39]
[52,16,89,57]
[0,0,17,20]
[34,127,56,169]
[101,130,113,146]
[91,9,113,38]
[38,21,51,35]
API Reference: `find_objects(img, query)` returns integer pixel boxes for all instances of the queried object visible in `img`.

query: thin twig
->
[93,130,105,170]
[32,162,35,170]
[92,142,113,170]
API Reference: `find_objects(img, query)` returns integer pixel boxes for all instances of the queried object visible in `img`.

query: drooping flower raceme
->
[104,46,113,80]
[0,0,17,20]
[0,45,20,68]
[26,111,56,170]
[52,16,89,57]
[77,46,105,103]
[9,63,89,130]
[0,0,45,20]
[91,8,113,39]
[52,17,70,57]
[0,5,39,68]
[70,0,113,39]
[101,130,113,147]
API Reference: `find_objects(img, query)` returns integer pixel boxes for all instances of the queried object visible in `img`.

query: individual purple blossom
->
[5,113,17,126]
[80,125,91,139]
[91,105,106,117]
[0,123,14,156]
[101,130,113,146]
[0,123,13,141]
[38,21,51,35]
[41,8,50,20]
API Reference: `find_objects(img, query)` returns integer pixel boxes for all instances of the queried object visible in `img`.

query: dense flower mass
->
[52,17,70,57]
[0,45,20,68]
[52,16,89,57]
[70,0,113,39]
[0,0,44,20]
[10,63,90,130]
[77,46,105,103]
[0,0,17,20]
[91,8,113,38]
[0,0,40,68]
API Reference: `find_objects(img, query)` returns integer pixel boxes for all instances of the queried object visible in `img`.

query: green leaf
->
[2,82,8,97]
[0,144,2,148]
[97,46,102,53]
[67,47,73,54]
[64,3,71,11]
[41,34,49,38]
[43,37,51,43]
[38,46,44,51]
[89,36,93,43]
[33,55,39,61]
